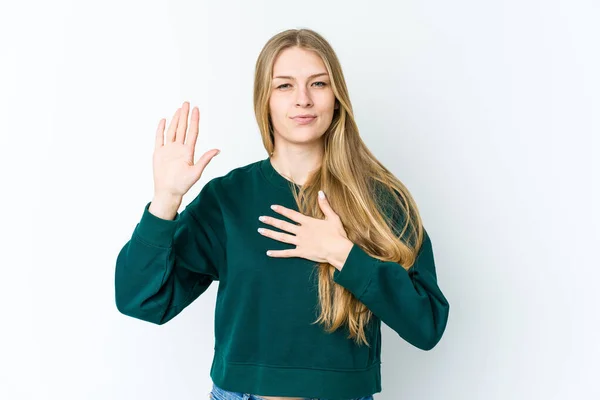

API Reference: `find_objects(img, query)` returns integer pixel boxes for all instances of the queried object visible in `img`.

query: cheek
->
[269,97,288,119]
[317,92,336,109]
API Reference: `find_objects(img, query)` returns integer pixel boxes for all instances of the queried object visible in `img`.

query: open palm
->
[153,101,220,198]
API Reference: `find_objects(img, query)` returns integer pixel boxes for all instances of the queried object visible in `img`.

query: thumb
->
[193,149,221,178]
[317,190,336,219]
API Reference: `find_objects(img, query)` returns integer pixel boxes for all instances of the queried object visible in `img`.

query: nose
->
[295,86,313,107]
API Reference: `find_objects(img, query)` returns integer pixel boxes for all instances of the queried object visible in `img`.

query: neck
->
[269,148,323,187]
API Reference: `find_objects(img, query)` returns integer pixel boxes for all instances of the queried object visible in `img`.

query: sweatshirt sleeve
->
[114,178,226,325]
[332,227,449,350]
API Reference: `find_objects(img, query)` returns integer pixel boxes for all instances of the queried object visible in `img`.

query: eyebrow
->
[272,72,329,80]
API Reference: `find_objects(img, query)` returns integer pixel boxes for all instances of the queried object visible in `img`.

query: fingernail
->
[318,190,325,199]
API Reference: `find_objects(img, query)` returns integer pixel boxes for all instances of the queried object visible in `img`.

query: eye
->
[276,82,328,90]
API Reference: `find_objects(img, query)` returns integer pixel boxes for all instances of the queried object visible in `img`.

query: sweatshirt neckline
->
[259,156,302,191]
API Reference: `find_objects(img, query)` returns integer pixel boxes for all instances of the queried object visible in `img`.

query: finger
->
[258,228,298,245]
[317,190,336,219]
[185,107,200,149]
[166,108,181,143]
[175,101,190,144]
[270,204,307,224]
[193,148,221,177]
[258,216,300,234]
[154,118,165,149]
[266,249,296,258]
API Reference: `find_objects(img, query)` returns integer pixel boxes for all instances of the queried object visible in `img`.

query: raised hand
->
[149,101,220,219]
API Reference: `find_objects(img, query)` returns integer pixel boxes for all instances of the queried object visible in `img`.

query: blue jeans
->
[209,382,374,400]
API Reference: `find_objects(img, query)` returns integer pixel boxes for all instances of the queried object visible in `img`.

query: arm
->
[114,178,226,325]
[331,228,449,350]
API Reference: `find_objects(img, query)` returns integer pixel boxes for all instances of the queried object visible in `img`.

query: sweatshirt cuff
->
[134,201,181,248]
[332,243,377,300]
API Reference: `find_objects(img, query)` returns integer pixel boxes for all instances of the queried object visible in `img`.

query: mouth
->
[291,116,317,124]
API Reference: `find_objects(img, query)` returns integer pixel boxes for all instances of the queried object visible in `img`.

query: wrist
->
[149,194,183,220]
[327,237,354,271]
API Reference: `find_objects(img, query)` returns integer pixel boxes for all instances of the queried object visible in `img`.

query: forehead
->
[272,47,328,78]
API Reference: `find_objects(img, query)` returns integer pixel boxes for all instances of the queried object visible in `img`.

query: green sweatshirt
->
[114,157,449,399]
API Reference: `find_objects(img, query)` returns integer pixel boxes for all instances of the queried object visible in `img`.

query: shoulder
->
[202,158,264,195]
[370,180,405,222]
[369,179,415,242]
[187,159,263,213]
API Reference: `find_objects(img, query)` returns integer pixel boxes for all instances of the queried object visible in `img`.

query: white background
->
[1,0,598,399]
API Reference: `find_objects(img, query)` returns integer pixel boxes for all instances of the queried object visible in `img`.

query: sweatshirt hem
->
[210,349,381,399]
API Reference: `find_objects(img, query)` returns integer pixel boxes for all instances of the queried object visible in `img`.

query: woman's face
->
[269,46,337,148]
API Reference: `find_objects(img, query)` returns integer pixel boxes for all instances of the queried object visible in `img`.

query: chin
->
[295,132,327,143]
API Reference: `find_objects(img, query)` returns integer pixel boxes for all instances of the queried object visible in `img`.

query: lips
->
[293,116,316,121]
[292,116,317,125]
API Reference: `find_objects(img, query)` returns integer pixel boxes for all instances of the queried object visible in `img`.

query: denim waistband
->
[208,382,374,400]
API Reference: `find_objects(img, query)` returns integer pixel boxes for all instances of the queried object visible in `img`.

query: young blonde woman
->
[115,28,450,400]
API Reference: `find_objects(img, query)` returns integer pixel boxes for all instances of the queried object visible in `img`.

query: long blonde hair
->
[253,28,425,347]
